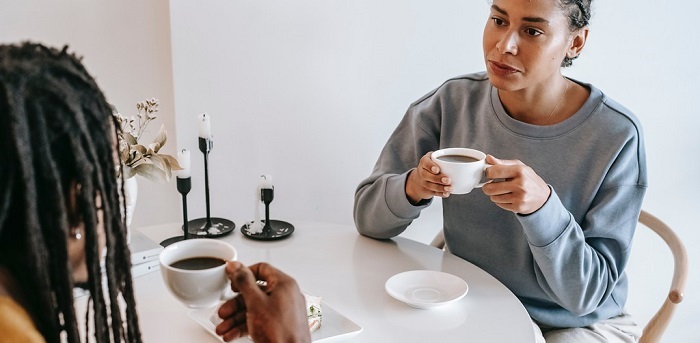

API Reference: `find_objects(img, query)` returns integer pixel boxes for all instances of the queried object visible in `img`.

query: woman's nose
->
[496,31,518,55]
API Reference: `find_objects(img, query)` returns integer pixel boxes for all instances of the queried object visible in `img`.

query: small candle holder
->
[187,135,235,238]
[161,176,192,247]
[241,178,294,240]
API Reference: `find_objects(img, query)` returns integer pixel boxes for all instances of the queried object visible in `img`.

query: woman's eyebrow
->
[491,4,508,16]
[491,4,550,24]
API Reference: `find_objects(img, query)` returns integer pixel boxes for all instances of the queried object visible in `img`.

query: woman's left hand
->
[481,155,551,215]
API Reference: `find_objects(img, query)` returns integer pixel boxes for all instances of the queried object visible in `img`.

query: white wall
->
[0,0,180,228]
[169,0,484,228]
[170,1,698,341]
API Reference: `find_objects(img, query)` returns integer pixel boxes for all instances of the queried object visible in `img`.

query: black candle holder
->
[241,184,294,240]
[187,136,235,238]
[161,176,192,247]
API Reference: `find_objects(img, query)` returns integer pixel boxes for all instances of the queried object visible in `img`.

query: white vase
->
[123,176,138,243]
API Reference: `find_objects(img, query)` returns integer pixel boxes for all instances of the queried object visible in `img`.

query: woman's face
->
[483,0,582,91]
[67,185,106,285]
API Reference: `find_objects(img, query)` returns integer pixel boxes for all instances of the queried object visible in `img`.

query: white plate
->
[188,300,362,342]
[385,270,468,309]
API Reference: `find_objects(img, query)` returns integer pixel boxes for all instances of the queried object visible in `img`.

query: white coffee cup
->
[159,239,237,308]
[431,148,491,195]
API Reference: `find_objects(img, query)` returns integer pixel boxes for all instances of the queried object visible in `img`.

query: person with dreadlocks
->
[0,42,313,343]
[0,42,142,343]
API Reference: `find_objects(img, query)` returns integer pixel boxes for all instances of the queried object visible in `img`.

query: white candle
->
[260,174,273,189]
[248,175,270,234]
[177,149,191,178]
[198,113,211,139]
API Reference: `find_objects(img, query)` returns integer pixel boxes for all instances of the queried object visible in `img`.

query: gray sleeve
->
[353,101,440,239]
[517,130,647,316]
[354,171,431,239]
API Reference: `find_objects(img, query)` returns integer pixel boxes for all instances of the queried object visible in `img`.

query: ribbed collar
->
[489,79,603,139]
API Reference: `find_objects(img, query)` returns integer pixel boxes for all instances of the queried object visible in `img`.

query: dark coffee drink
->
[170,257,226,270]
[437,155,480,163]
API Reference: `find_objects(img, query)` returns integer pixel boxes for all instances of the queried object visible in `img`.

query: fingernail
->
[445,186,452,192]
[431,166,439,173]
[441,177,450,184]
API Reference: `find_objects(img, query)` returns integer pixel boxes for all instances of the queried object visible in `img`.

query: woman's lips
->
[489,61,519,76]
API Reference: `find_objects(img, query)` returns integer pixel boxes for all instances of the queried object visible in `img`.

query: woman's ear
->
[567,26,589,59]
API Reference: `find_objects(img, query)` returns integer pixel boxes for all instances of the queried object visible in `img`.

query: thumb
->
[486,154,521,166]
[226,261,265,304]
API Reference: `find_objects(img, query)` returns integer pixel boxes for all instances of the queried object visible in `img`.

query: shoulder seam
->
[410,73,489,108]
[600,98,646,186]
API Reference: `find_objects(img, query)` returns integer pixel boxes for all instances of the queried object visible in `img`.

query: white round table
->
[77,221,535,342]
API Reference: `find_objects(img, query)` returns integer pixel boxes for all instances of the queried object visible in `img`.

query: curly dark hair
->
[559,0,593,67]
[0,42,141,343]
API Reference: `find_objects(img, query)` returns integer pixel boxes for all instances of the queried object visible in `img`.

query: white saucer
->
[385,270,468,309]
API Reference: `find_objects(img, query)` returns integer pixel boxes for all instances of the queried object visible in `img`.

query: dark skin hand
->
[215,261,311,343]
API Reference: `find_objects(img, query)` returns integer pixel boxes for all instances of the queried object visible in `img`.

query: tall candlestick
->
[198,113,212,139]
[188,113,234,239]
[202,142,212,227]
[177,149,191,178]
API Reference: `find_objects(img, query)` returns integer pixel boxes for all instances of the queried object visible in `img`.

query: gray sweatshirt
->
[354,72,647,328]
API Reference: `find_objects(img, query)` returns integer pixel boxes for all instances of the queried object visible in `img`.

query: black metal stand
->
[242,186,294,240]
[186,137,235,238]
[161,177,192,247]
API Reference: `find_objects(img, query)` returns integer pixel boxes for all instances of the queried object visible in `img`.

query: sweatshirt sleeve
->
[516,130,647,316]
[354,97,441,239]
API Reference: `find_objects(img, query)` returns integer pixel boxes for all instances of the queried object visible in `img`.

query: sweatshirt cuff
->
[516,187,572,247]
[386,171,431,219]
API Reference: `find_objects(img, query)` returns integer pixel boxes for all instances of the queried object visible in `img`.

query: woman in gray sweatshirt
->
[354,1,646,342]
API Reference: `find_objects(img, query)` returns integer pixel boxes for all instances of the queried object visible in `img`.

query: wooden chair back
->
[636,210,688,343]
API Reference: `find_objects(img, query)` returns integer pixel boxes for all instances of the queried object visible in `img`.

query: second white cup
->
[159,239,237,308]
[431,148,491,195]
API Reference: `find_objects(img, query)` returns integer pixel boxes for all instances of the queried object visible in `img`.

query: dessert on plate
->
[305,293,322,332]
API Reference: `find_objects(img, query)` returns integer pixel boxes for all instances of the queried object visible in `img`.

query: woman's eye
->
[525,28,542,36]
[492,17,506,26]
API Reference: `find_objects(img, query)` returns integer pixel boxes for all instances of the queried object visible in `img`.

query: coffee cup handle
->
[475,163,493,188]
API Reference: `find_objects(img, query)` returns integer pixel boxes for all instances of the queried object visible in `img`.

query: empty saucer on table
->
[385,270,468,309]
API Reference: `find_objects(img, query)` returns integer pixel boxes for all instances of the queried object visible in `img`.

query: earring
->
[70,228,83,240]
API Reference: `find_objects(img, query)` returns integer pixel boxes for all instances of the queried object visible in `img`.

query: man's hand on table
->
[215,261,311,343]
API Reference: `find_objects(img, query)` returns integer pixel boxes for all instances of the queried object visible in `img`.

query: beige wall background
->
[1,0,180,228]
[2,1,698,342]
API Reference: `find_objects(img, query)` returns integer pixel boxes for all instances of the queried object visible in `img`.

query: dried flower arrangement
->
[114,98,181,182]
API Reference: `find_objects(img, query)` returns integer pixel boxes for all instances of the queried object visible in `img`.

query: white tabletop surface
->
[77,221,535,342]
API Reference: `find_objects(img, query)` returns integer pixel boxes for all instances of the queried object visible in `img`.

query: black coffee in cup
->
[437,155,480,163]
[170,257,226,271]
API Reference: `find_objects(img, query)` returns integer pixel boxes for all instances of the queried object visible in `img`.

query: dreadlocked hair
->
[0,42,142,343]
[558,0,593,67]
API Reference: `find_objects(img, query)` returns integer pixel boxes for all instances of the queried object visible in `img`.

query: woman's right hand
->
[405,151,452,204]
